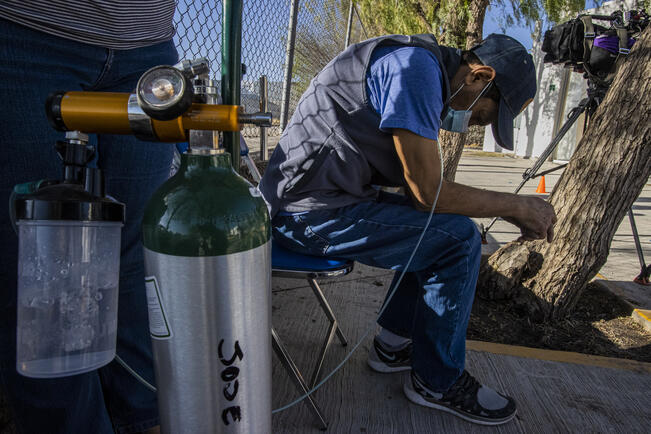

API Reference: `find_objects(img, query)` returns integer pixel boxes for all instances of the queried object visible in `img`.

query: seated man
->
[259,33,556,425]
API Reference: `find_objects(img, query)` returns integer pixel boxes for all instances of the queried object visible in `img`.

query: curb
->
[592,278,651,332]
[467,340,651,375]
[632,309,651,333]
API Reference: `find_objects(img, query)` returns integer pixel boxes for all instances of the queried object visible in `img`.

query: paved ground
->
[270,263,651,433]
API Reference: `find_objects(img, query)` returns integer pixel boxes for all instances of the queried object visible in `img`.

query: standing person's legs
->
[0,18,176,433]
[92,41,177,433]
[0,19,121,434]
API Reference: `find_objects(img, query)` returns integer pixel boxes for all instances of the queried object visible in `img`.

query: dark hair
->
[461,50,500,103]
[461,50,482,66]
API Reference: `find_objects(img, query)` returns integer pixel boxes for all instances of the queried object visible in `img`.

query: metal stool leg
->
[307,277,348,388]
[272,328,328,430]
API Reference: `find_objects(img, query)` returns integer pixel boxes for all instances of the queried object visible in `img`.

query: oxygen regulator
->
[46,57,271,144]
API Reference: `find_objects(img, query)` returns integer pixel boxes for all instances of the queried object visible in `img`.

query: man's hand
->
[504,196,557,242]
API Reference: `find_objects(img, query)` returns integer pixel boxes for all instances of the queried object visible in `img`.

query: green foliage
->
[357,0,470,47]
[357,0,589,47]
[290,0,354,101]
[286,0,592,116]
[544,0,587,23]
[487,0,589,35]
[356,0,440,35]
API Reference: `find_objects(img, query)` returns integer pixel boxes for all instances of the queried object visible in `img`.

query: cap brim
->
[492,96,515,150]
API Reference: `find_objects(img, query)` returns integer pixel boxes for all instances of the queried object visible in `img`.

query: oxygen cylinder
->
[142,150,271,433]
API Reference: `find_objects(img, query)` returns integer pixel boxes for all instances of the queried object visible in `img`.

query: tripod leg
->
[522,99,589,181]
[628,208,650,285]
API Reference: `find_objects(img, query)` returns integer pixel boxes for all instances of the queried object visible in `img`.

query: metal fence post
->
[354,3,368,40]
[222,0,243,171]
[280,0,299,131]
[344,0,354,48]
[259,75,269,161]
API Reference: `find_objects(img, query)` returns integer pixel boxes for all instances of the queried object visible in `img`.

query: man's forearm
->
[416,180,523,219]
[392,128,541,225]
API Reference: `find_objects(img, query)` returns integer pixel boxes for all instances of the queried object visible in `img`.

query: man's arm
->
[393,128,556,241]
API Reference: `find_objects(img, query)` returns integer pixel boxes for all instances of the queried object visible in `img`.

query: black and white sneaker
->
[367,337,412,373]
[404,370,517,425]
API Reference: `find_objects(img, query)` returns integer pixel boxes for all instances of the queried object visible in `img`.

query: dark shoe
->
[367,337,412,373]
[404,370,517,425]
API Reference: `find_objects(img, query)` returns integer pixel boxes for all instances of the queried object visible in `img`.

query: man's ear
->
[464,65,496,85]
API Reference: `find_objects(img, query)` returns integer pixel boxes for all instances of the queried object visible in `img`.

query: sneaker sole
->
[403,382,517,426]
[367,356,411,373]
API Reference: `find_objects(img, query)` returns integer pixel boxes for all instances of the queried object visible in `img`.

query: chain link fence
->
[174,1,223,77]
[173,0,367,152]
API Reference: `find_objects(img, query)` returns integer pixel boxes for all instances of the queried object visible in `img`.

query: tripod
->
[478,78,650,285]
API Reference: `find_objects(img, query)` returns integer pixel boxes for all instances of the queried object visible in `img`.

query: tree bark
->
[465,0,490,47]
[478,26,651,321]
[439,130,467,181]
[438,0,490,181]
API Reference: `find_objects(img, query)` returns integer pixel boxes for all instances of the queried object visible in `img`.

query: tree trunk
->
[478,26,651,321]
[438,0,490,181]
[465,0,490,47]
[439,130,467,181]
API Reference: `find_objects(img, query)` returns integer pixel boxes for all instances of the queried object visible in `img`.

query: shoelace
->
[442,371,481,410]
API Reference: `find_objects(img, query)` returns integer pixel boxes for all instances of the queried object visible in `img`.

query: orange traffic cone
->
[536,176,547,194]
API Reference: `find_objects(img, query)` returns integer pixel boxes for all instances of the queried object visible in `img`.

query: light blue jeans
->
[0,18,177,433]
[272,191,481,391]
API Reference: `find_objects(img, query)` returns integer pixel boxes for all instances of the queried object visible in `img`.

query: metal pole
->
[222,0,243,171]
[280,0,299,131]
[550,68,571,161]
[354,3,368,39]
[259,75,269,161]
[344,0,354,48]
[628,208,648,271]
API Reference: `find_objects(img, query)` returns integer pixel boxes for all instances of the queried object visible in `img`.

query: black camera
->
[541,10,648,84]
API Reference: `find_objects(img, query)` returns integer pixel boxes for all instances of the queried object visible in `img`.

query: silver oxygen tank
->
[142,77,272,433]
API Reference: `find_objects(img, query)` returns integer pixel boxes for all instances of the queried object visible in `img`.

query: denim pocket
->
[295,214,331,255]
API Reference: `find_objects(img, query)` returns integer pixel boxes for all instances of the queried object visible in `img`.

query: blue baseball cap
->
[471,34,536,150]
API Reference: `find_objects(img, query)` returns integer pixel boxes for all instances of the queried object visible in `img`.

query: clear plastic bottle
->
[16,220,122,378]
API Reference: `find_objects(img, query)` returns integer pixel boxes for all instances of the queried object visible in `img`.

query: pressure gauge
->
[136,66,193,120]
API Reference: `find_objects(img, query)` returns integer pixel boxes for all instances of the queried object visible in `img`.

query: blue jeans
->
[273,191,481,392]
[0,19,177,433]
